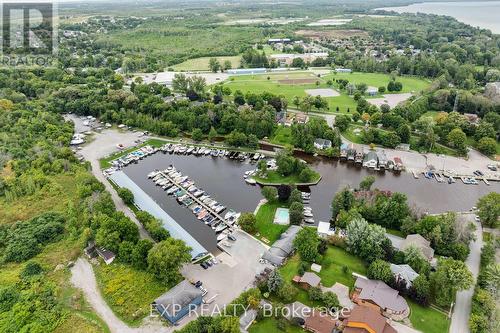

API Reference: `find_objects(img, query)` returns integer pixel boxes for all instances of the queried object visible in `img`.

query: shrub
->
[118,187,134,205]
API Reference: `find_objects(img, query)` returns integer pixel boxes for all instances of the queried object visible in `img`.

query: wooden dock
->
[159,170,233,230]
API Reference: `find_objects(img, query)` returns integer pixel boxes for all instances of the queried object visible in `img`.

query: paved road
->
[449,213,483,333]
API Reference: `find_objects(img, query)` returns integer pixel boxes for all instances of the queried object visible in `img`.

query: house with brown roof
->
[293,272,321,290]
[343,305,397,333]
[401,234,435,262]
[304,311,338,333]
[352,277,409,319]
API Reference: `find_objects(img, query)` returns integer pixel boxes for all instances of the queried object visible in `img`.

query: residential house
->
[153,280,203,324]
[284,301,311,321]
[84,241,116,265]
[343,305,397,333]
[262,225,302,266]
[352,277,410,319]
[378,151,389,169]
[295,112,309,124]
[362,151,378,168]
[401,234,435,262]
[293,272,321,290]
[390,264,419,287]
[314,138,332,150]
[304,311,338,333]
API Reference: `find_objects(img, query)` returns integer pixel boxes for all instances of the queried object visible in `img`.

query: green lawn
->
[249,317,305,333]
[324,72,431,94]
[254,202,289,244]
[172,55,241,71]
[270,126,293,146]
[254,170,320,185]
[94,263,168,326]
[409,301,450,333]
[224,71,430,114]
[316,246,367,289]
[342,124,364,144]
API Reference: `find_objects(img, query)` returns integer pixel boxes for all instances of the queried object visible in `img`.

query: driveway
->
[182,229,270,315]
[449,213,483,333]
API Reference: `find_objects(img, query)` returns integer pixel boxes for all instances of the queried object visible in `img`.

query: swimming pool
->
[274,208,290,225]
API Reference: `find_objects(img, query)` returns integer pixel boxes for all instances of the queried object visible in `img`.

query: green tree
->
[476,137,496,156]
[335,115,351,132]
[267,270,284,293]
[299,168,316,182]
[191,128,203,142]
[411,274,431,305]
[208,127,218,142]
[447,128,467,154]
[476,192,499,228]
[208,58,221,73]
[331,187,355,219]
[293,227,319,262]
[430,258,474,307]
[346,217,387,263]
[278,282,297,303]
[289,201,304,225]
[359,176,376,191]
[117,187,134,205]
[261,186,278,202]
[147,238,191,284]
[396,124,411,144]
[238,212,257,233]
[321,291,340,309]
[367,259,393,284]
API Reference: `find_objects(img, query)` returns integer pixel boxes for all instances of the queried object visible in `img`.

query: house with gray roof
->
[262,225,302,266]
[153,280,203,324]
[390,264,419,287]
[401,234,434,261]
[353,277,409,318]
[293,271,321,289]
[314,138,332,150]
[362,151,378,169]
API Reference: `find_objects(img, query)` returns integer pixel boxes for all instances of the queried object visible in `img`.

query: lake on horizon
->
[377,1,500,34]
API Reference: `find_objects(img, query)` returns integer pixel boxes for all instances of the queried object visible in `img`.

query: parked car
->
[200,262,208,269]
[227,234,236,241]
[195,281,203,288]
[487,164,497,171]
[474,170,484,176]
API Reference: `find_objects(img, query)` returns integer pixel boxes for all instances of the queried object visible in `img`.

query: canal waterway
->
[121,150,498,253]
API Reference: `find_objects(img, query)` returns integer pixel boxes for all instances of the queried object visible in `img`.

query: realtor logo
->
[1,1,57,56]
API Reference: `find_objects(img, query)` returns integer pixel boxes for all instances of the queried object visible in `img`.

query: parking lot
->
[181,230,270,315]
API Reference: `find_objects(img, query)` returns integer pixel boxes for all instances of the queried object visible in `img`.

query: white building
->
[317,221,335,238]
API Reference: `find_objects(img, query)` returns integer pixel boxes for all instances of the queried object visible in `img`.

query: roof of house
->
[354,278,409,313]
[363,151,378,162]
[154,280,203,318]
[262,225,302,265]
[401,234,434,260]
[284,301,311,320]
[317,221,334,235]
[304,311,337,333]
[390,264,419,283]
[96,247,115,261]
[314,138,332,147]
[344,305,397,333]
[299,272,321,287]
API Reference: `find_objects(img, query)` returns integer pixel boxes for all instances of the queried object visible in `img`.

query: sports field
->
[224,71,430,113]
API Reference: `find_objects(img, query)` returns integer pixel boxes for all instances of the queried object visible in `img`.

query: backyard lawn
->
[409,301,450,333]
[254,202,290,243]
[316,246,367,289]
[270,126,293,146]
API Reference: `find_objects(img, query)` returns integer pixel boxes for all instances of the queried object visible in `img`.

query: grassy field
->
[254,202,289,244]
[94,263,168,326]
[172,55,241,71]
[0,174,80,225]
[270,126,293,146]
[224,71,430,114]
[409,301,450,333]
[249,317,305,333]
[254,170,313,185]
[316,246,367,289]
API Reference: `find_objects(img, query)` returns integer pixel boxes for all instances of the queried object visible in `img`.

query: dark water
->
[122,151,498,252]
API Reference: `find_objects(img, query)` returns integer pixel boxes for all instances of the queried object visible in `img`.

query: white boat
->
[304,211,313,217]
[224,210,236,220]
[215,223,228,233]
[245,178,256,185]
[217,231,229,241]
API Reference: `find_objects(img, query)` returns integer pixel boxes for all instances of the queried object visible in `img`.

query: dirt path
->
[71,258,170,333]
